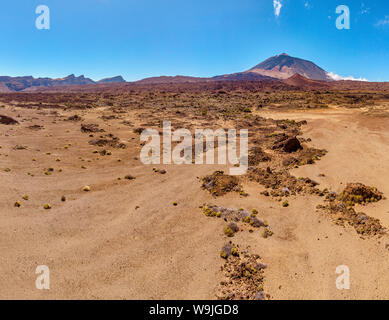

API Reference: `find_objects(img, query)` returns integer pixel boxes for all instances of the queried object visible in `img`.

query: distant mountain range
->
[0,53,370,92]
[134,53,333,84]
[0,74,125,92]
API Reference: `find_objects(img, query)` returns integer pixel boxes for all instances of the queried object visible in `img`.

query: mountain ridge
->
[0,53,373,91]
[136,53,334,84]
[0,74,125,92]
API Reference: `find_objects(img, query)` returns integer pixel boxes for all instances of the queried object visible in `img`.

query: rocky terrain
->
[1,80,389,299]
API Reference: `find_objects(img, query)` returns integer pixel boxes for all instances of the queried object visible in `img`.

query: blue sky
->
[1,0,388,81]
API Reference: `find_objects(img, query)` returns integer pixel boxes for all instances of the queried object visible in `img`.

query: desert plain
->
[1,78,389,299]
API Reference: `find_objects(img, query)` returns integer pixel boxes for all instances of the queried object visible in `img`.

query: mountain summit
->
[247,53,331,81]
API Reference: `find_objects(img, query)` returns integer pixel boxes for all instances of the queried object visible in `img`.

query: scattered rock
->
[228,222,239,233]
[337,183,383,206]
[202,205,266,229]
[282,156,298,166]
[217,243,266,300]
[281,187,290,195]
[27,125,44,130]
[224,222,240,237]
[81,123,104,133]
[133,127,145,135]
[201,171,242,197]
[14,145,27,150]
[67,114,83,121]
[320,183,386,237]
[89,134,126,149]
[254,291,265,300]
[248,146,271,166]
[220,243,232,259]
[262,228,274,238]
[153,168,167,174]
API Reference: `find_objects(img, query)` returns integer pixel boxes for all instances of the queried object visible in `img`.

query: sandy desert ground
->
[1,86,389,300]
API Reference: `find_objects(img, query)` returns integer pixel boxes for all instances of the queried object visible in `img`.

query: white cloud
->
[375,16,389,27]
[327,72,368,82]
[273,0,282,17]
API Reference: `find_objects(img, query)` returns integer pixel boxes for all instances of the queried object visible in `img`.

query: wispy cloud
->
[327,72,368,82]
[273,0,282,17]
[360,2,370,15]
[375,16,389,28]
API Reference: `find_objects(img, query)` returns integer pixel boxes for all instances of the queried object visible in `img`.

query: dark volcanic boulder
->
[272,135,302,153]
[283,137,302,153]
[0,115,18,125]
